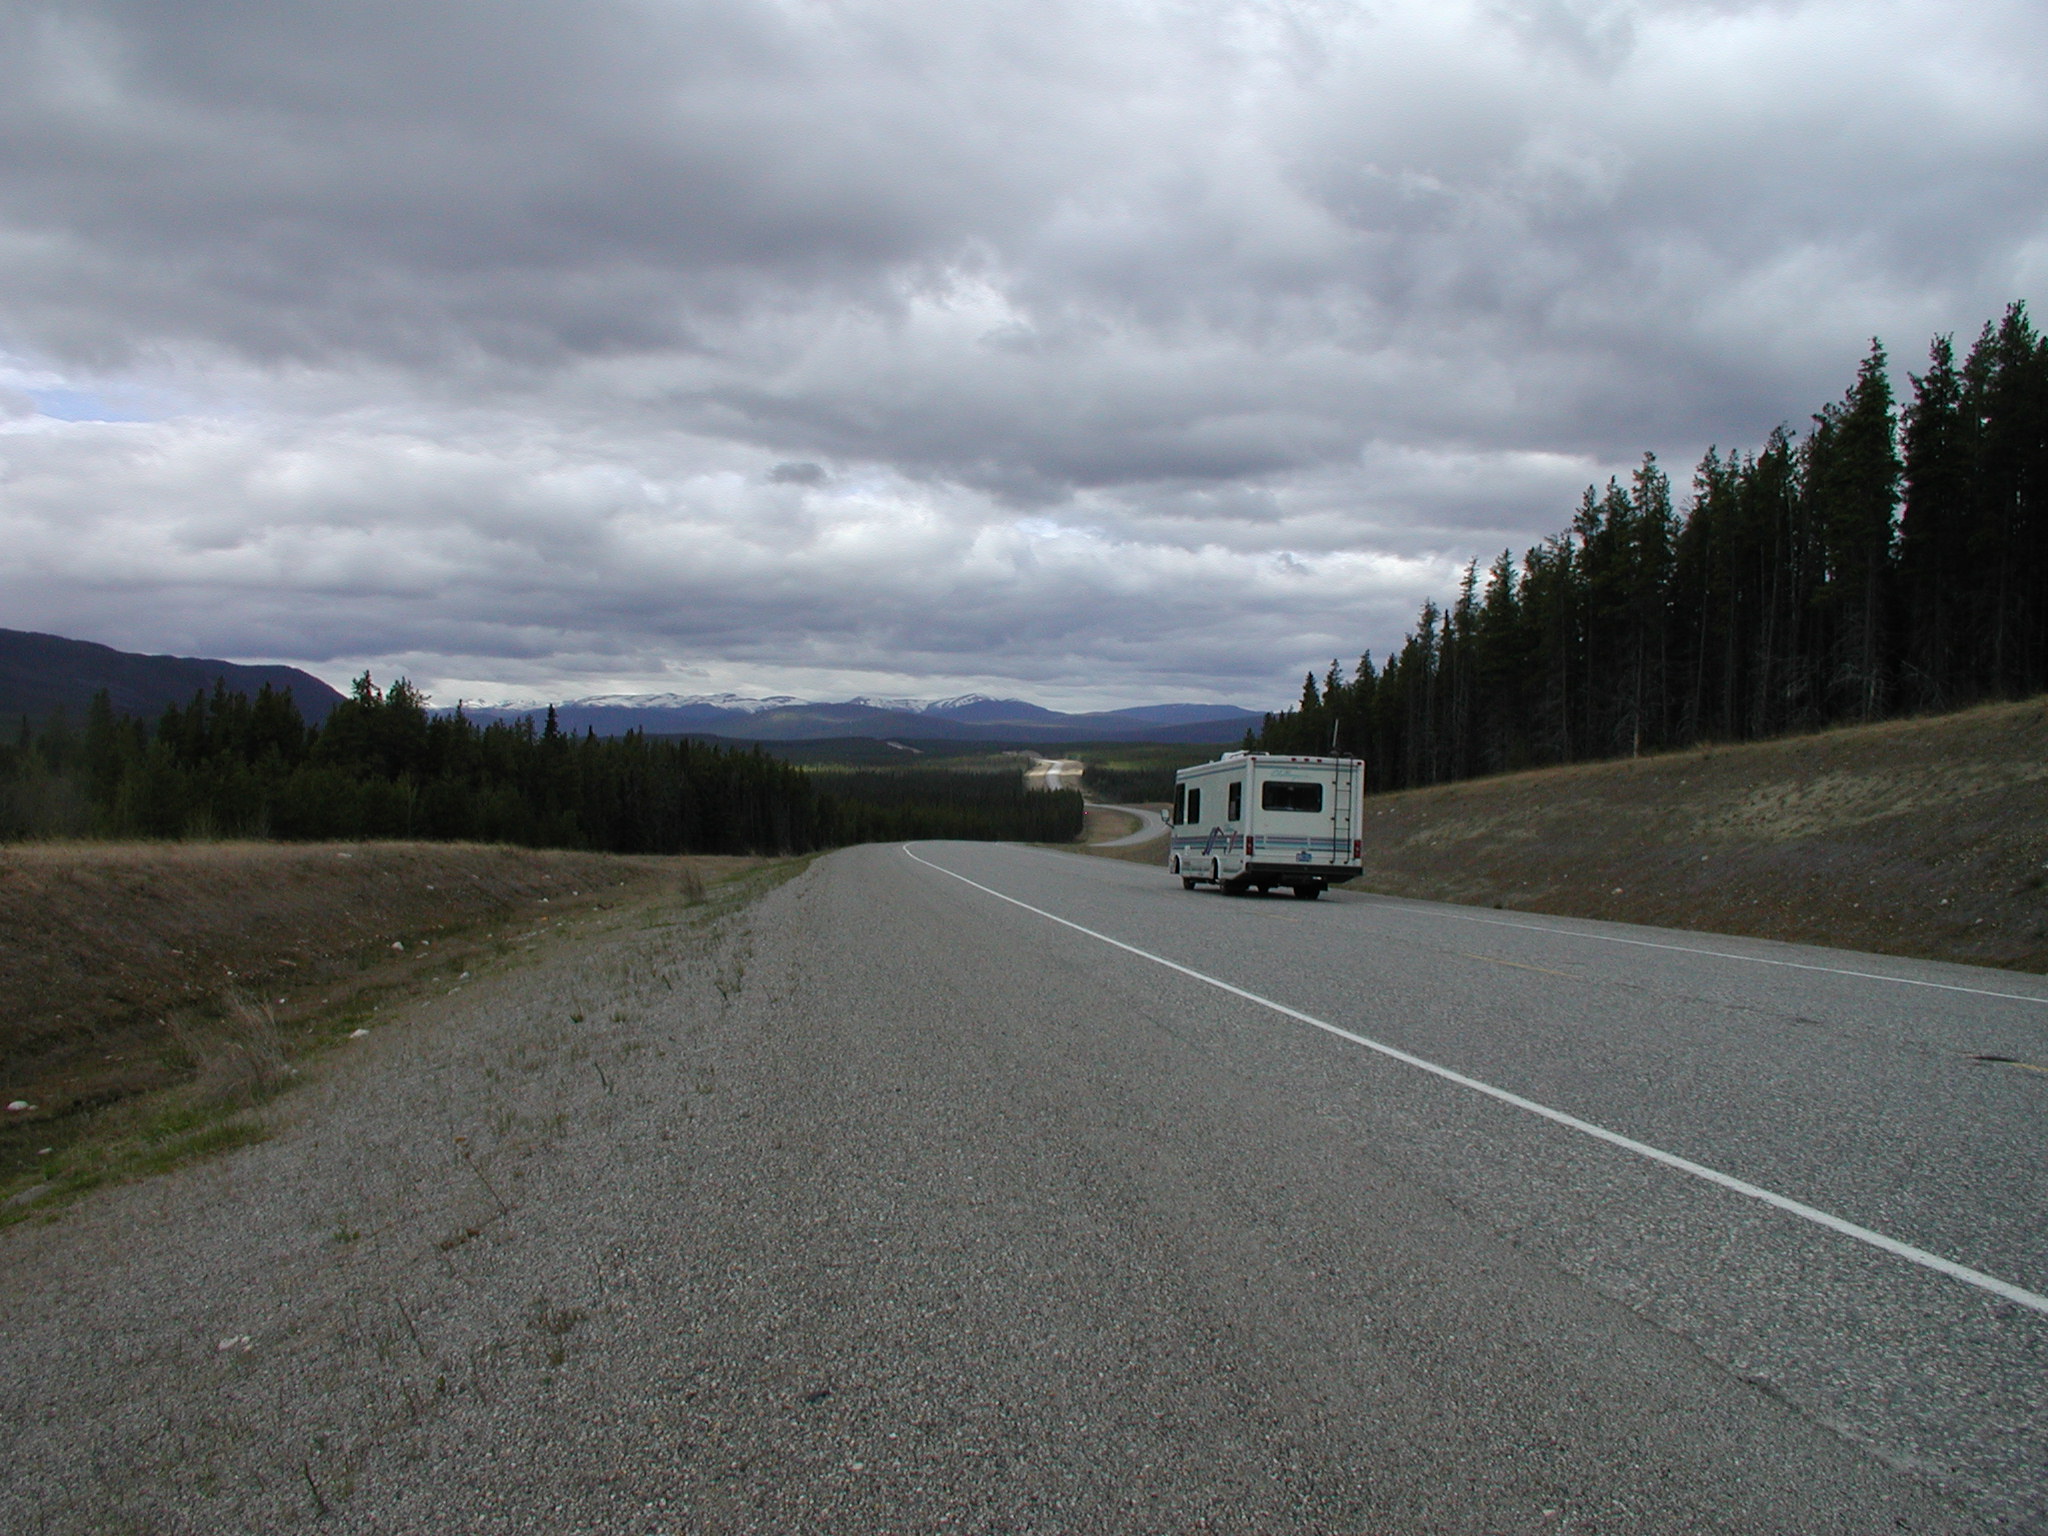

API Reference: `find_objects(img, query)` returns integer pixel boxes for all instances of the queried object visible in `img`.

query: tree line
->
[0,675,1082,851]
[1259,302,2048,787]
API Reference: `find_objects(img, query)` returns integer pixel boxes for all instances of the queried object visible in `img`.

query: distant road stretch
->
[1022,755,1084,791]
[1089,802,1169,846]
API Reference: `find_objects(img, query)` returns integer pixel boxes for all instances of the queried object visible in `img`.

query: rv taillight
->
[1352,839,1362,859]
[1244,836,1255,856]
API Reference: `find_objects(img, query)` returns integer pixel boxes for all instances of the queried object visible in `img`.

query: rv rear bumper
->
[1245,862,1359,884]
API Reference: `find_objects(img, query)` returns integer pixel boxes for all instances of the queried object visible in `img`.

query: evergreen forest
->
[0,676,1083,852]
[1258,303,2048,788]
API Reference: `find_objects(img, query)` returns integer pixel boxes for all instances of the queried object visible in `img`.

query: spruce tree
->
[1899,334,1967,705]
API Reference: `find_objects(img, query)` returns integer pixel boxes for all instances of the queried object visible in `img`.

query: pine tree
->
[1962,303,2048,695]
[1899,334,1968,706]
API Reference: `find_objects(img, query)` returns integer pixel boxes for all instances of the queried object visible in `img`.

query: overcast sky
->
[1,0,2042,710]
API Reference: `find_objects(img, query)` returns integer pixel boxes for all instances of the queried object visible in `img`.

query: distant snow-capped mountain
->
[843,693,1010,714]
[568,691,804,713]
[845,694,933,713]
[465,690,803,713]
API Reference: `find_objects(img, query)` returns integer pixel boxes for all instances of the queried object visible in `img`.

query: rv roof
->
[1202,752,1357,766]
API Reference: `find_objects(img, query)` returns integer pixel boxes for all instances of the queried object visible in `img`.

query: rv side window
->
[1261,780,1323,813]
[1173,784,1186,825]
[1227,781,1242,821]
[1187,786,1201,823]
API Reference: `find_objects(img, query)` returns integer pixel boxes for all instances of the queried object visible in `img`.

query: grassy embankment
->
[0,842,778,1220]
[1348,697,2048,973]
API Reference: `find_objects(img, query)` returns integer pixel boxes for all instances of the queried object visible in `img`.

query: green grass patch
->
[2,1099,274,1228]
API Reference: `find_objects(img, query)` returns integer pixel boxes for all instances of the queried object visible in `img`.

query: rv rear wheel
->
[1292,882,1323,900]
[1181,877,1198,890]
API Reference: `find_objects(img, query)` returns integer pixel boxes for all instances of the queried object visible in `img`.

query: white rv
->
[1169,752,1364,899]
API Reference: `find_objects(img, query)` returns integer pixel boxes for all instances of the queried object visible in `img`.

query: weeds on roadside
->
[169,990,294,1108]
[1,987,294,1226]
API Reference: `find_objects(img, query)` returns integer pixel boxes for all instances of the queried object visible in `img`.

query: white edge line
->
[903,845,2048,1318]
[1381,900,2048,1008]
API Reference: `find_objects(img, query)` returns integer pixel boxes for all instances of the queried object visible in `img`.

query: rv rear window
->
[1261,780,1323,813]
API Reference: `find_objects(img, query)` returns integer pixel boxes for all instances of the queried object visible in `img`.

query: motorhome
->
[1169,752,1364,899]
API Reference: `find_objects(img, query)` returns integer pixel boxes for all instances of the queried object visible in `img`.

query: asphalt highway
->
[864,840,2048,1530]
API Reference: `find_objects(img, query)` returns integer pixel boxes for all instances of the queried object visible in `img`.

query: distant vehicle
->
[1169,752,1364,900]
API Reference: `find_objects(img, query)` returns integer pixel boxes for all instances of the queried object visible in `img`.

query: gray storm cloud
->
[0,0,2041,707]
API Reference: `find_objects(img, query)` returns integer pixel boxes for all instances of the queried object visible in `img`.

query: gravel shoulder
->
[0,859,790,1533]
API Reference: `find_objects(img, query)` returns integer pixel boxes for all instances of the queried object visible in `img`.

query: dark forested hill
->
[0,629,346,727]
[456,696,1264,744]
[0,673,1084,851]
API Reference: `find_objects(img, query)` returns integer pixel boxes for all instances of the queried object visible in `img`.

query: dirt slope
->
[1346,697,2048,973]
[0,841,741,1170]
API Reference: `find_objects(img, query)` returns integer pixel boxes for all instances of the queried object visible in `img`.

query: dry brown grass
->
[1342,696,2048,972]
[167,991,292,1109]
[0,841,752,1182]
